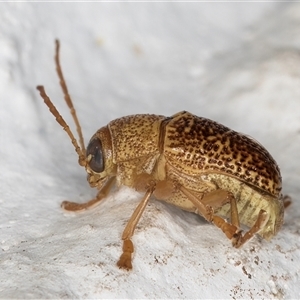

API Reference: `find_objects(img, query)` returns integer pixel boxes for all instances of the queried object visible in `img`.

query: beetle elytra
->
[37,40,285,270]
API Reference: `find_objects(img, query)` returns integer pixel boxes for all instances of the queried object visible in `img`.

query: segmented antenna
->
[36,40,86,167]
[54,39,86,156]
[36,86,86,166]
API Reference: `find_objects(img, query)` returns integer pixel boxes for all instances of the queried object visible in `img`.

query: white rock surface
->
[0,3,300,299]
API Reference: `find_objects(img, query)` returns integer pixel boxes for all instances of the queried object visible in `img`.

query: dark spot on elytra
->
[235,161,242,166]
[209,158,217,164]
[225,162,231,168]
[213,144,219,151]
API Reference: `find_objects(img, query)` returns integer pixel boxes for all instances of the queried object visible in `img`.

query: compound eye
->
[86,138,104,173]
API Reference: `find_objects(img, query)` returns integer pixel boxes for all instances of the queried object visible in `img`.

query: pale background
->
[0,2,300,299]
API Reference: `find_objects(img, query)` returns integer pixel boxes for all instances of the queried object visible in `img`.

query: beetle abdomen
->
[164,111,282,197]
[209,173,284,239]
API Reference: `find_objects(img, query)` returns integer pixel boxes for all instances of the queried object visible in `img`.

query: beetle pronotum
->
[37,40,285,270]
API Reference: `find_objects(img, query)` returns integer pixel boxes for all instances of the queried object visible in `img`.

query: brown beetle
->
[37,40,284,270]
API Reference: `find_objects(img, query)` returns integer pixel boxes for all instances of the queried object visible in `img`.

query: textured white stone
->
[1,2,299,299]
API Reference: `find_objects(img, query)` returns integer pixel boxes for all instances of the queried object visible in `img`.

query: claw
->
[117,239,134,270]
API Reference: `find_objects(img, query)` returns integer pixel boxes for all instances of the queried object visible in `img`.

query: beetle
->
[37,40,284,270]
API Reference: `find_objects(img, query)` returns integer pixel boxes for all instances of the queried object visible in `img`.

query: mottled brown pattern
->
[164,111,282,197]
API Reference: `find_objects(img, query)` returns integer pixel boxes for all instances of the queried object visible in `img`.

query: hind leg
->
[180,187,269,247]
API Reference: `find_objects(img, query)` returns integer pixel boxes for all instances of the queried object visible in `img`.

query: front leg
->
[61,177,116,212]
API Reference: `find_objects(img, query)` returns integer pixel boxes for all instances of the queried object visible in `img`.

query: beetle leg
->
[181,187,271,247]
[200,189,240,227]
[135,174,176,201]
[201,190,243,240]
[180,187,239,237]
[134,173,154,193]
[232,209,269,248]
[213,206,269,247]
[180,187,233,220]
[153,180,175,200]
[283,195,292,209]
[61,176,116,212]
[117,186,154,270]
[205,193,269,247]
[180,186,213,219]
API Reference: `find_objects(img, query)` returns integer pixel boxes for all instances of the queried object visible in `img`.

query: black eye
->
[86,138,104,173]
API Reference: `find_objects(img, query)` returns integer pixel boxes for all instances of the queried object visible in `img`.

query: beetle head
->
[85,126,116,188]
[37,82,117,190]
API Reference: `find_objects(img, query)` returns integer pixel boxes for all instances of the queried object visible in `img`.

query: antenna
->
[36,40,86,167]
[54,40,86,156]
